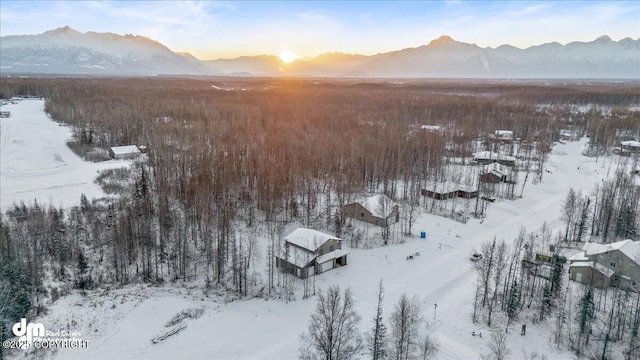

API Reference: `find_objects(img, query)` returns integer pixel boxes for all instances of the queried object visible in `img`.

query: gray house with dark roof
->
[275,228,349,279]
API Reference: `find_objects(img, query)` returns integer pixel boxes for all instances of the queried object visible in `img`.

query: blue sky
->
[1,1,638,60]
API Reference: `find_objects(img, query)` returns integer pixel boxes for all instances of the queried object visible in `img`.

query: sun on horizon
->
[279,50,300,63]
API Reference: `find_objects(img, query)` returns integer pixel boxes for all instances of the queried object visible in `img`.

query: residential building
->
[275,228,348,279]
[569,239,640,289]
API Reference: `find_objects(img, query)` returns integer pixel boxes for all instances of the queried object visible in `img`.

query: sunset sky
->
[1,1,638,60]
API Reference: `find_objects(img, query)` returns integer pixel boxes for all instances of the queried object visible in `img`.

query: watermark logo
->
[2,318,89,350]
[12,318,45,349]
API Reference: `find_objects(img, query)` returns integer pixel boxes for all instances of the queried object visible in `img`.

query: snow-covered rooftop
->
[496,130,512,134]
[316,249,349,265]
[473,151,516,162]
[582,239,640,261]
[110,145,141,155]
[621,140,640,148]
[568,252,589,262]
[285,228,341,252]
[358,194,397,218]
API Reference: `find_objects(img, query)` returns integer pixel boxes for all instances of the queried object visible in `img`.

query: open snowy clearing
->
[2,99,632,359]
[0,99,130,211]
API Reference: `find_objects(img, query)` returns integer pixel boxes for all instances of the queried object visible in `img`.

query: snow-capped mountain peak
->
[1,27,638,78]
[0,26,212,75]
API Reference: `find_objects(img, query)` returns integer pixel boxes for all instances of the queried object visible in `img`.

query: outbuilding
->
[343,194,399,227]
[109,145,141,160]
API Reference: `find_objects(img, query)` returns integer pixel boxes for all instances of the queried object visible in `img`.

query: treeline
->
[561,170,640,245]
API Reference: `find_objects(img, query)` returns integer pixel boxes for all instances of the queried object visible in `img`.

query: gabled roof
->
[483,162,506,176]
[110,145,140,155]
[285,228,341,252]
[357,194,397,218]
[582,239,640,262]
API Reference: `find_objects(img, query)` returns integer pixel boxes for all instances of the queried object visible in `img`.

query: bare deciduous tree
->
[390,294,423,360]
[300,285,363,360]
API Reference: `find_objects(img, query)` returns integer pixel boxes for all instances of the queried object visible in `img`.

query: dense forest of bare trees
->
[1,77,639,352]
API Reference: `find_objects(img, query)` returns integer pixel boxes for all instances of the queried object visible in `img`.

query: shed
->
[109,145,141,160]
[479,163,508,184]
[421,183,459,200]
[490,130,514,142]
[473,151,516,167]
[622,140,640,152]
[343,194,399,226]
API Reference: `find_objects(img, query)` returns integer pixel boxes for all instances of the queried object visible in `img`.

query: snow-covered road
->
[0,99,128,211]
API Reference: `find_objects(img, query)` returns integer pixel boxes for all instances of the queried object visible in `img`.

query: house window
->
[610,261,616,268]
[360,213,365,217]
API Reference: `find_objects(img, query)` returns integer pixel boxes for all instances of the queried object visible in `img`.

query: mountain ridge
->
[1,26,638,78]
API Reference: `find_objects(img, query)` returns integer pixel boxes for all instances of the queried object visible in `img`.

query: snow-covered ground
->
[0,99,129,211]
[2,98,629,359]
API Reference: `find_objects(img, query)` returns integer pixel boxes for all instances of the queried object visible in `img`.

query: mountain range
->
[1,26,638,79]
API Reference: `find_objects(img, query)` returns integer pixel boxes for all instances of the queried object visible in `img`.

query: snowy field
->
[2,99,630,359]
[0,99,129,211]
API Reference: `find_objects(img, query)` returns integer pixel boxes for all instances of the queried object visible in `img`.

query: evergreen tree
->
[506,281,521,331]
[577,287,595,344]
[0,221,31,345]
[549,257,563,298]
[369,279,388,360]
[561,189,577,242]
[575,197,590,243]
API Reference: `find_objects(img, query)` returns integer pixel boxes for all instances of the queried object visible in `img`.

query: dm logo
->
[12,318,45,349]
